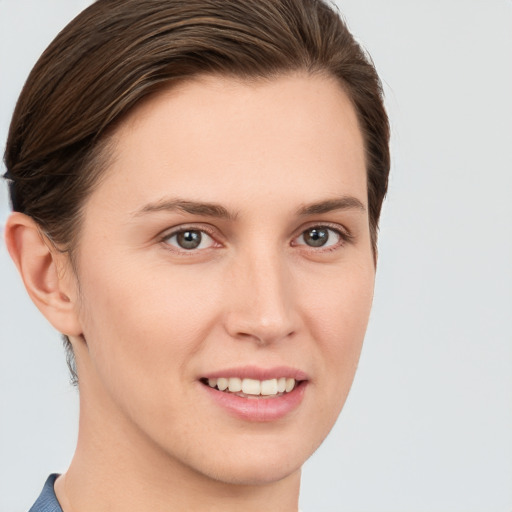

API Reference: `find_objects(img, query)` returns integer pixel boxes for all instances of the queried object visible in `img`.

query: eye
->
[294,226,343,249]
[163,229,216,251]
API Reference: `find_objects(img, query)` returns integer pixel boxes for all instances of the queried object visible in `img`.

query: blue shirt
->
[29,474,63,512]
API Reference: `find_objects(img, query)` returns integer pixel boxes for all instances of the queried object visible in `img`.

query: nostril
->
[230,324,297,346]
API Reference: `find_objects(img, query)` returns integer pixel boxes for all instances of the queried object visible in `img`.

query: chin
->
[187,432,319,486]
[205,457,302,486]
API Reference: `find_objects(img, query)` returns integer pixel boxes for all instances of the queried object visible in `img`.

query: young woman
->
[4,0,389,510]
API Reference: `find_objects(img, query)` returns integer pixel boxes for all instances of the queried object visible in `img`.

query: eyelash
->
[291,223,353,252]
[159,223,352,254]
[160,225,220,253]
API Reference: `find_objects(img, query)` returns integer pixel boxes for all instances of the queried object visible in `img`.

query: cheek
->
[329,267,374,362]
[76,255,223,390]
[305,260,374,416]
[305,255,375,343]
[74,257,231,447]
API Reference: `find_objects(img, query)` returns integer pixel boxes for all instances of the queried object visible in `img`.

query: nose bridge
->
[225,243,297,344]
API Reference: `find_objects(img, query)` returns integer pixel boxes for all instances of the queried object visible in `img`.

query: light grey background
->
[1,1,511,511]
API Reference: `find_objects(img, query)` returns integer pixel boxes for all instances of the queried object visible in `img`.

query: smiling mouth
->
[200,377,300,398]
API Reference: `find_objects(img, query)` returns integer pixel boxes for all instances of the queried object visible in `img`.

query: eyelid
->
[159,224,223,251]
[291,222,353,249]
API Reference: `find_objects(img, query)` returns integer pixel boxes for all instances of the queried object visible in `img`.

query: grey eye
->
[164,230,215,250]
[303,227,329,247]
[176,230,202,249]
[295,226,342,249]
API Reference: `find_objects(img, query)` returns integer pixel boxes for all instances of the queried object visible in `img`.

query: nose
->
[223,248,299,345]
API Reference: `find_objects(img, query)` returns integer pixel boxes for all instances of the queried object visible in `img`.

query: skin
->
[6,73,375,512]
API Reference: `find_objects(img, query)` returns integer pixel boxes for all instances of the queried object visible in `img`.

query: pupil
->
[304,228,328,247]
[177,230,202,249]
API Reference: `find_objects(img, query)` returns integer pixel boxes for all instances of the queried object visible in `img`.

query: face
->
[70,73,374,485]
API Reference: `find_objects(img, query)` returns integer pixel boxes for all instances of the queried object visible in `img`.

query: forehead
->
[86,73,367,217]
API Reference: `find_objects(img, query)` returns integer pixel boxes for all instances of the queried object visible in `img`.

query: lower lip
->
[201,382,307,422]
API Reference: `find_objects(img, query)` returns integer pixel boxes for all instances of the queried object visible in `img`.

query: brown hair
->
[3,0,390,383]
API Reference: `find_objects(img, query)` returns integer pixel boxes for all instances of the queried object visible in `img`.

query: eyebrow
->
[297,196,366,216]
[132,198,237,220]
[132,195,365,220]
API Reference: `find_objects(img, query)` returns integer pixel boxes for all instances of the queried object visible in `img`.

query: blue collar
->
[29,474,63,512]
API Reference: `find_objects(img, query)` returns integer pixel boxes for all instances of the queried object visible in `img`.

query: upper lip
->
[201,365,309,381]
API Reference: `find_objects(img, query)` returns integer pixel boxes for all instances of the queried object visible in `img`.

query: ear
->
[5,212,83,337]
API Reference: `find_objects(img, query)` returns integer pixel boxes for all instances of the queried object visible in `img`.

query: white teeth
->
[261,379,278,396]
[217,377,229,391]
[206,376,298,396]
[285,378,295,392]
[242,378,261,395]
[228,377,242,393]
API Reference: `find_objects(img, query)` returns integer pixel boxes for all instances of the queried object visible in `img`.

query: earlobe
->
[5,212,83,337]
